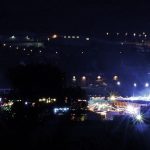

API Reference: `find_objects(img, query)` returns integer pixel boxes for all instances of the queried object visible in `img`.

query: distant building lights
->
[86,37,90,40]
[110,95,116,101]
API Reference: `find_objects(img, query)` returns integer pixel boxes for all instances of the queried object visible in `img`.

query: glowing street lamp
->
[113,75,118,81]
[97,76,101,80]
[72,76,76,82]
[133,83,137,87]
[52,34,58,39]
[82,76,86,81]
[11,35,16,39]
[117,81,121,86]
[145,83,149,88]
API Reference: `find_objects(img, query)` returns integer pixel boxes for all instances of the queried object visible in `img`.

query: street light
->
[145,83,149,87]
[113,75,118,81]
[82,76,86,81]
[72,76,76,82]
[97,76,101,80]
[117,81,121,86]
[133,83,137,87]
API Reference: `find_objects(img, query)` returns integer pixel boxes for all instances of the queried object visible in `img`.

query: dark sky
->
[1,0,150,34]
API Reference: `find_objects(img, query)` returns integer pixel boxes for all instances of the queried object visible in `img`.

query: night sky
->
[1,0,150,34]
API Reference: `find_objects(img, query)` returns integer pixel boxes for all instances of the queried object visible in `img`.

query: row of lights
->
[9,35,31,40]
[72,76,150,88]
[106,32,148,37]
[2,43,43,53]
[39,98,56,103]
[72,75,118,81]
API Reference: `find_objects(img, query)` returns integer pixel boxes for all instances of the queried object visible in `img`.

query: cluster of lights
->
[2,43,43,54]
[39,98,56,103]
[89,96,144,122]
[105,32,148,37]
[64,35,80,39]
[71,75,150,89]
[53,107,69,114]
[125,105,143,122]
[2,101,13,107]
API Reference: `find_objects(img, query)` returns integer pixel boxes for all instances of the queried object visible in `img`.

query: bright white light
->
[86,37,90,40]
[52,34,58,39]
[97,76,101,80]
[126,105,138,115]
[25,102,28,105]
[82,76,86,81]
[136,114,143,122]
[117,81,121,85]
[11,35,15,39]
[72,76,76,81]
[133,33,136,36]
[145,83,149,87]
[106,32,109,35]
[113,75,118,81]
[133,83,137,87]
[110,95,116,101]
